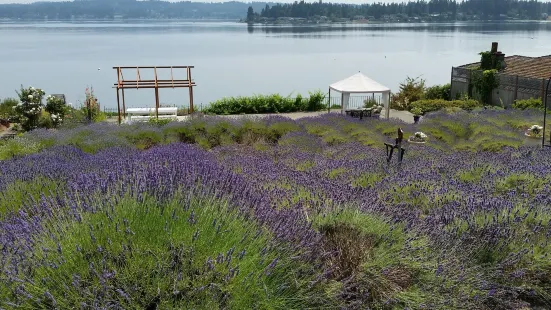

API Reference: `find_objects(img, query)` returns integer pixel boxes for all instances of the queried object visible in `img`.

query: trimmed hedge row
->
[409,99,481,115]
[512,98,543,110]
[204,91,326,115]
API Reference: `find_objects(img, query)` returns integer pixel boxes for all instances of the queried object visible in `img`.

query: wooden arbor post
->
[113,66,197,123]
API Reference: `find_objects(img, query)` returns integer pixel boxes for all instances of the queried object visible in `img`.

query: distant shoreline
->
[0,18,549,25]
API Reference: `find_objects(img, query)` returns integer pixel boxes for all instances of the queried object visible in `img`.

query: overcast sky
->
[0,0,403,4]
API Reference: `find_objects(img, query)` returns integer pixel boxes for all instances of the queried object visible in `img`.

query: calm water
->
[1,21,551,109]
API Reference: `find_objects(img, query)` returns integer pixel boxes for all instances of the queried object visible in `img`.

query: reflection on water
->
[1,20,550,37]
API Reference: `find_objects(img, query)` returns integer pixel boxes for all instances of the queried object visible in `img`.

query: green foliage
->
[424,83,451,101]
[479,51,494,70]
[204,91,326,115]
[352,172,385,188]
[38,110,54,129]
[513,97,543,110]
[391,76,426,111]
[409,99,481,114]
[311,209,436,308]
[495,173,546,196]
[7,195,330,309]
[0,137,42,160]
[457,165,495,183]
[471,69,500,105]
[307,90,326,111]
[363,98,378,109]
[148,117,173,127]
[0,177,62,218]
[410,107,423,116]
[0,98,19,120]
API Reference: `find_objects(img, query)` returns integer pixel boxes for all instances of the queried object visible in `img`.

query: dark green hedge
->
[204,91,326,115]
[409,99,481,115]
[512,98,543,110]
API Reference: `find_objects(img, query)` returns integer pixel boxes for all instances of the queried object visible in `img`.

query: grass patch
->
[0,177,62,218]
[494,173,546,196]
[352,172,385,188]
[456,165,495,183]
[312,208,436,308]
[328,168,348,180]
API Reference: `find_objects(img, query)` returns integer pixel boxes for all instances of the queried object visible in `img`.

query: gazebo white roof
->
[329,72,390,93]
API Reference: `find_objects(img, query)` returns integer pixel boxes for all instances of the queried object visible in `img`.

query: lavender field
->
[1,109,550,309]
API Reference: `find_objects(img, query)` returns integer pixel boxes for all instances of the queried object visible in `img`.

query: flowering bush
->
[13,86,46,131]
[45,95,67,128]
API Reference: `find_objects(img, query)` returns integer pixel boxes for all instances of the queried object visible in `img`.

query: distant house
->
[450,43,551,107]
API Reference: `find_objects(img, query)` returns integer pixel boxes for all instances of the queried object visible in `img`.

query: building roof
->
[459,55,551,80]
[329,72,390,93]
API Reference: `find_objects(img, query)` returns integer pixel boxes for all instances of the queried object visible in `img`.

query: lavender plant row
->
[0,109,550,309]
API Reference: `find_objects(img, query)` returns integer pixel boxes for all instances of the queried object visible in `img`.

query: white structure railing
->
[125,107,178,122]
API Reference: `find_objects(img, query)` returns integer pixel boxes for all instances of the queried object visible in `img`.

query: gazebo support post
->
[386,92,391,119]
[341,92,344,114]
[154,67,159,119]
[328,88,331,113]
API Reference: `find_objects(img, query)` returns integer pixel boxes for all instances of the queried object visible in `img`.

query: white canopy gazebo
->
[329,72,391,119]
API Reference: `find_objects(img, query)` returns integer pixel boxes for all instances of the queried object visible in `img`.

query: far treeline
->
[0,0,273,20]
[247,0,551,22]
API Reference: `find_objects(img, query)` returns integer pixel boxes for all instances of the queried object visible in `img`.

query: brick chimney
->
[491,42,498,53]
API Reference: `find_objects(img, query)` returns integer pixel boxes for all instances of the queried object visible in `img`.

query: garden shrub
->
[0,98,19,120]
[391,76,425,111]
[424,83,451,101]
[512,98,543,110]
[45,95,68,128]
[13,86,46,131]
[204,91,326,115]
[409,99,481,114]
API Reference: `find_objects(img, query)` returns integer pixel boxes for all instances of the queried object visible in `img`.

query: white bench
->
[125,107,178,122]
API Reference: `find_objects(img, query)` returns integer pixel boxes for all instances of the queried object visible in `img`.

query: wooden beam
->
[122,88,126,119]
[113,66,195,69]
[116,88,121,125]
[112,84,196,90]
[154,67,159,119]
[114,79,193,84]
[187,67,194,113]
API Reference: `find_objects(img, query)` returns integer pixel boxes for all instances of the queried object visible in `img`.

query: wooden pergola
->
[113,66,196,124]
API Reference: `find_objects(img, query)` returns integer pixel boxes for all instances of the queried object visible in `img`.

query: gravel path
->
[175,109,414,123]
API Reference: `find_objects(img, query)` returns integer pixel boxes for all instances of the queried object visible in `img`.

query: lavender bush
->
[0,109,550,309]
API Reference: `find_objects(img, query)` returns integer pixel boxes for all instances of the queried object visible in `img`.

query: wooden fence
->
[451,67,551,107]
